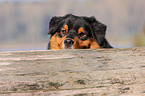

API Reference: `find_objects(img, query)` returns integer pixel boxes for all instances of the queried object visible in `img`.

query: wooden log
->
[0,47,145,96]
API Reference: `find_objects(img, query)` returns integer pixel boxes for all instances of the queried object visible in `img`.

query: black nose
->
[64,39,74,46]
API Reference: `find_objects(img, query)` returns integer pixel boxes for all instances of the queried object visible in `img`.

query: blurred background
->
[0,0,145,51]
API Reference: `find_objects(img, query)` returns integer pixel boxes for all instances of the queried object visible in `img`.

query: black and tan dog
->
[48,14,112,50]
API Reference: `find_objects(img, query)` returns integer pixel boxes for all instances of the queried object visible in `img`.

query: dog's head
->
[48,14,112,50]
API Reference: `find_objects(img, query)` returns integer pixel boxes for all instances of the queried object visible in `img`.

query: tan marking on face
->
[89,38,100,49]
[78,27,85,34]
[61,25,68,34]
[72,37,91,49]
[64,25,68,31]
[49,33,67,50]
[50,34,100,49]
[50,25,69,50]
[72,37,79,49]
[73,37,100,49]
[49,26,100,49]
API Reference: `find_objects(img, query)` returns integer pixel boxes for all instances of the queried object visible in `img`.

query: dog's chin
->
[64,46,73,49]
[63,45,73,49]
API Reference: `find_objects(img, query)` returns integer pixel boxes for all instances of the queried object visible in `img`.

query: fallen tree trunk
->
[0,47,145,96]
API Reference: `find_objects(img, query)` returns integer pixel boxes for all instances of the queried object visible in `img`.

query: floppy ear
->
[84,17,107,46]
[47,16,62,50]
[48,16,62,35]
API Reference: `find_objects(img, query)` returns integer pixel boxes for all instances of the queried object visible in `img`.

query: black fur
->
[48,14,112,49]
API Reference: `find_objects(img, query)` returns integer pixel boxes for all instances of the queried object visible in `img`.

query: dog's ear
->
[47,16,62,50]
[48,16,62,35]
[84,16,107,46]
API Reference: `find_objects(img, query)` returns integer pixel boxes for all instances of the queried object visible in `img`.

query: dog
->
[48,14,112,50]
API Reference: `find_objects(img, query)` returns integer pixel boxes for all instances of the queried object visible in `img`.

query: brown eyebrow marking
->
[78,27,85,34]
[62,25,68,31]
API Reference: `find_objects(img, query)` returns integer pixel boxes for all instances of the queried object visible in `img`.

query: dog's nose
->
[64,39,74,46]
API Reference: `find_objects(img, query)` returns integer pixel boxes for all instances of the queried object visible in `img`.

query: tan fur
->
[49,33,65,50]
[78,27,85,34]
[49,25,100,50]
[89,38,100,49]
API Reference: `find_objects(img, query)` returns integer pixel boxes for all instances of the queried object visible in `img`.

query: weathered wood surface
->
[0,47,145,96]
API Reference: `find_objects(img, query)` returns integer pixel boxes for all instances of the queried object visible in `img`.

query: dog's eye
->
[61,29,66,34]
[78,32,86,38]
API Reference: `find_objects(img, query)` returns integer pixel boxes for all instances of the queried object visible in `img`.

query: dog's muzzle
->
[64,39,74,49]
